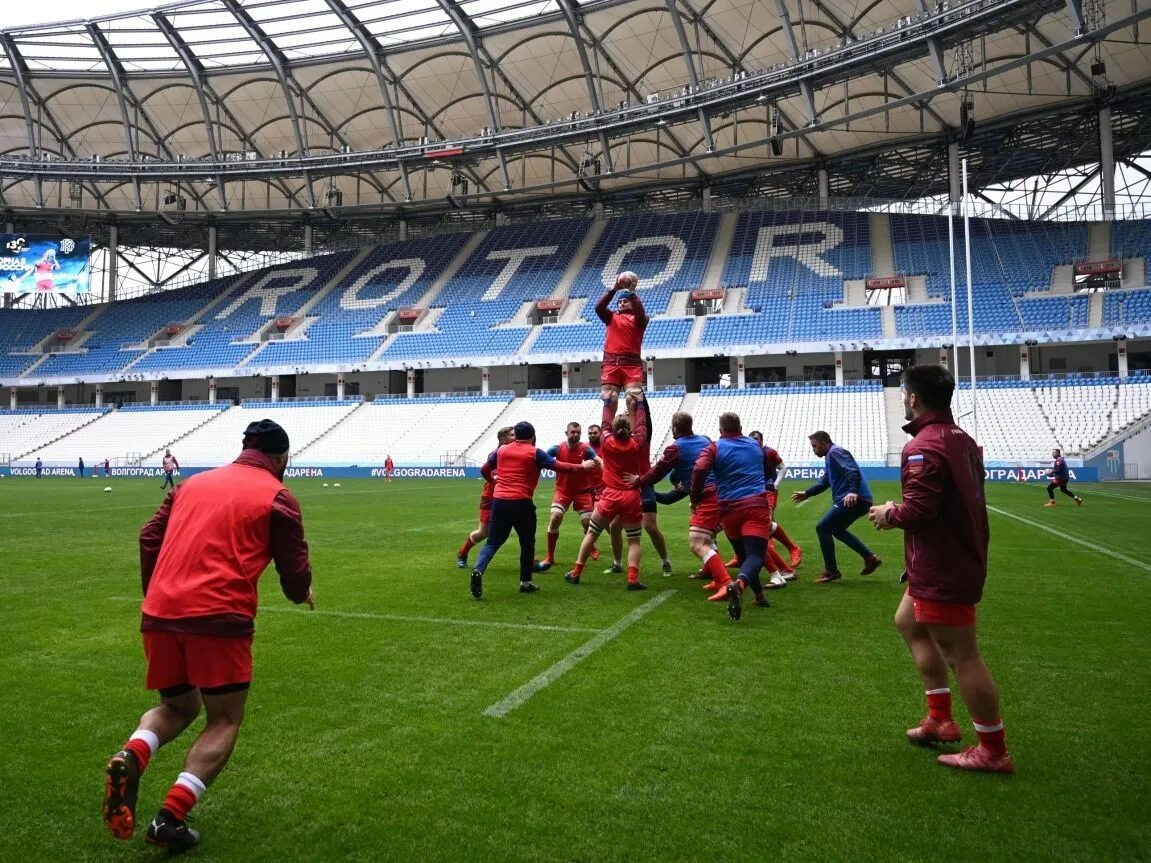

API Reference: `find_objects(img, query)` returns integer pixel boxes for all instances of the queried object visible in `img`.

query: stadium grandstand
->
[2,0,1151,480]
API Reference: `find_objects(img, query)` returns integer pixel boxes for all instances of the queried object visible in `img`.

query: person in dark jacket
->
[792,432,881,583]
[868,365,1014,774]
[102,419,315,850]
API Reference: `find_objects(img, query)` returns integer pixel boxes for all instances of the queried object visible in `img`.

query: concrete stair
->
[883,386,908,466]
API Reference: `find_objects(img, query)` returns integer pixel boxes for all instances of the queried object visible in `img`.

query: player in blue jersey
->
[1044,448,1083,507]
[692,412,779,620]
[627,411,734,594]
[792,431,882,584]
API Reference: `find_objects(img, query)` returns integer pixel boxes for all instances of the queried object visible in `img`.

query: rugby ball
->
[103,487,112,493]
[323,482,329,487]
[333,482,342,488]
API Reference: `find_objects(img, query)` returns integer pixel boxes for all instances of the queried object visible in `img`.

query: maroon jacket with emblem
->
[888,409,990,605]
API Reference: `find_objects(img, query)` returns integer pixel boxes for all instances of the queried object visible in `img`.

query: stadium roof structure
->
[0,0,1150,235]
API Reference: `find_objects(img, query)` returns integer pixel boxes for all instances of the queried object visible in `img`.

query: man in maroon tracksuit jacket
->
[868,365,1014,774]
[102,419,315,851]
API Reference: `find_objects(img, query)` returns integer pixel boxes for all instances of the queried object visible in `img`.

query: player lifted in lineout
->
[596,270,647,418]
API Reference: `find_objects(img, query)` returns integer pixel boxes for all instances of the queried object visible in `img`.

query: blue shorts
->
[641,484,657,514]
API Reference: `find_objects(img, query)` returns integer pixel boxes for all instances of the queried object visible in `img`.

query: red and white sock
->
[925,687,953,722]
[972,717,1007,755]
[162,772,207,822]
[123,729,159,773]
[700,550,730,584]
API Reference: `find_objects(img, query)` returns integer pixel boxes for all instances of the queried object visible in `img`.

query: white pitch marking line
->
[986,505,1151,573]
[1081,489,1151,504]
[483,590,676,719]
[108,597,601,635]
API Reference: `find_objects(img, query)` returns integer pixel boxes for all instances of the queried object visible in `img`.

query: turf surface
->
[1,476,1149,862]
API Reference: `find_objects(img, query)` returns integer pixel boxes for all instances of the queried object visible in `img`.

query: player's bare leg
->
[105,688,201,840]
[691,527,731,592]
[566,510,607,584]
[624,527,646,590]
[458,520,489,568]
[537,504,567,571]
[605,514,625,573]
[148,688,249,851]
[928,622,1014,772]
[579,511,600,560]
[643,511,673,576]
[601,384,621,418]
[894,592,962,745]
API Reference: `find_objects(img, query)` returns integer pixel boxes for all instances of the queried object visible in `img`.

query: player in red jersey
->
[471,422,594,598]
[583,423,605,562]
[102,420,314,851]
[384,454,395,481]
[565,392,649,590]
[868,365,1013,773]
[535,422,598,571]
[457,426,514,568]
[596,271,647,417]
[603,388,673,576]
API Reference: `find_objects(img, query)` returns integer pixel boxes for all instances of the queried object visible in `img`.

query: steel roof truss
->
[323,0,413,200]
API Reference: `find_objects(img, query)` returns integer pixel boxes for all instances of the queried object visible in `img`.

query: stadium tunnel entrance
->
[687,356,732,391]
[864,349,917,387]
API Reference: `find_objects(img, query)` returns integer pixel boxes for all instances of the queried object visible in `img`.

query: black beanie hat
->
[242,419,290,455]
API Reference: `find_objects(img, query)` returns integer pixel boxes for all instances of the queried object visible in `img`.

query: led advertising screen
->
[1,233,92,294]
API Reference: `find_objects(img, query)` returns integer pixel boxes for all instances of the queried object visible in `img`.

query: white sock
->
[701,549,717,563]
[129,729,160,755]
[175,771,207,800]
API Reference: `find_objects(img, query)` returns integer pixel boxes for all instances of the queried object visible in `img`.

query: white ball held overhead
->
[616,271,638,290]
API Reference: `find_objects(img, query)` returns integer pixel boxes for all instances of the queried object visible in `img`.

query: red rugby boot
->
[937,746,1015,774]
[906,716,963,745]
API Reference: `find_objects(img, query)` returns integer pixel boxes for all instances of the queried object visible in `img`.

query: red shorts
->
[479,494,493,523]
[720,503,774,540]
[766,489,778,512]
[552,491,594,514]
[600,362,645,388]
[143,631,254,691]
[595,487,643,526]
[689,495,721,532]
[910,591,977,627]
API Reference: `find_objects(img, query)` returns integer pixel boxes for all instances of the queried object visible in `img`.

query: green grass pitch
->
[1,476,1149,862]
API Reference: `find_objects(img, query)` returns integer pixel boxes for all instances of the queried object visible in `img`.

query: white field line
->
[108,596,601,635]
[1,482,470,518]
[1081,489,1151,504]
[483,590,676,719]
[986,505,1151,573]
